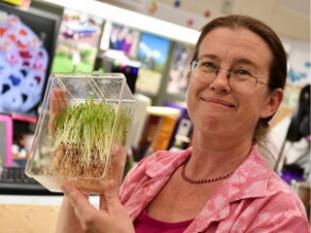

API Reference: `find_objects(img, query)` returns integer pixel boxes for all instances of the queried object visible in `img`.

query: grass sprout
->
[45,98,131,179]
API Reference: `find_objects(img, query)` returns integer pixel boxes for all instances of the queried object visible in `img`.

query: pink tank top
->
[134,210,193,233]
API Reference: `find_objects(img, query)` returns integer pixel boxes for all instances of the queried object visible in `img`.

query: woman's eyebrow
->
[234,58,258,69]
[198,55,260,70]
[197,54,220,61]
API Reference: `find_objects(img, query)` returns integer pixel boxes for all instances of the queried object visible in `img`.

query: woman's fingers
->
[50,88,68,114]
[99,180,121,212]
[62,182,102,231]
[63,182,133,233]
[48,88,68,136]
[99,146,126,210]
[62,182,93,214]
[99,181,135,233]
[106,145,127,182]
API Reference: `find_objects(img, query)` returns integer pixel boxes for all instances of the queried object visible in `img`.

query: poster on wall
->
[287,52,310,86]
[135,32,171,96]
[51,9,103,73]
[167,43,194,94]
[282,38,310,108]
[109,23,140,58]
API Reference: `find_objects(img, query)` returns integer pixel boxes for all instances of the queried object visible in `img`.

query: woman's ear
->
[260,88,284,118]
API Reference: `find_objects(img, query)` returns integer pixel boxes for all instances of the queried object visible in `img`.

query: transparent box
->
[25,73,136,193]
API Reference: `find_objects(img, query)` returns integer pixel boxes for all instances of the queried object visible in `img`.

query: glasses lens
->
[192,61,215,82]
[229,74,257,91]
[191,60,266,91]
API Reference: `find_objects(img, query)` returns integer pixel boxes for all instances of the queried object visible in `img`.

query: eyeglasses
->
[191,60,268,91]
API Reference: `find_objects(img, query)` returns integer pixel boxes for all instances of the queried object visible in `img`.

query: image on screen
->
[52,9,103,74]
[109,23,140,58]
[136,32,170,72]
[135,32,171,96]
[0,3,59,116]
[167,43,194,94]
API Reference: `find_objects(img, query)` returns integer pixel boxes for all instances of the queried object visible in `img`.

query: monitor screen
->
[51,9,103,74]
[167,43,193,94]
[135,32,171,96]
[109,23,140,58]
[136,32,171,72]
[0,3,60,116]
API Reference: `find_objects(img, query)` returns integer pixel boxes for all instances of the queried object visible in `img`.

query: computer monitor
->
[135,32,171,96]
[0,3,61,117]
[167,43,193,94]
[108,23,140,58]
[51,8,103,73]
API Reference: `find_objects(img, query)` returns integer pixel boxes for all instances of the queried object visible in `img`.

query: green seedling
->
[45,98,130,179]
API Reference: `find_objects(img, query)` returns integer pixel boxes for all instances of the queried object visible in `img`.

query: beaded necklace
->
[181,159,233,184]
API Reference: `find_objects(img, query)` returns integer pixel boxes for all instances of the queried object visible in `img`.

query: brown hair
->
[191,15,287,140]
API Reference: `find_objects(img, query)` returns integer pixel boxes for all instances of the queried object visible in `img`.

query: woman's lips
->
[200,97,235,108]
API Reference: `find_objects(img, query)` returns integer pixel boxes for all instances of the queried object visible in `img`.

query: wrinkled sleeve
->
[246,192,310,233]
[119,150,168,203]
[247,213,309,232]
[119,157,148,204]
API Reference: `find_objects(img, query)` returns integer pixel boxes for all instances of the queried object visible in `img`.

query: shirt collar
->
[145,148,192,178]
[191,145,274,232]
[226,144,272,201]
[145,145,272,200]
[141,145,274,232]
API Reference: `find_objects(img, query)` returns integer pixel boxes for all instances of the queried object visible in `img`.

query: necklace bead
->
[181,159,233,184]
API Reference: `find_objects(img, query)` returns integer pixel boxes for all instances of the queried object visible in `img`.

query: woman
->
[56,15,309,232]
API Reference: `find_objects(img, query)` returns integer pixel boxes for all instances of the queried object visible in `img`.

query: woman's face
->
[186,27,282,139]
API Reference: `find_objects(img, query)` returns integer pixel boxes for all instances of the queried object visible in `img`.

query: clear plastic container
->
[25,73,136,193]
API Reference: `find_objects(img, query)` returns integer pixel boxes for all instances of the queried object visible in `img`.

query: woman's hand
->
[48,88,68,137]
[62,181,135,233]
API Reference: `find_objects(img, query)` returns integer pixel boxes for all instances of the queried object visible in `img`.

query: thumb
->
[99,180,121,212]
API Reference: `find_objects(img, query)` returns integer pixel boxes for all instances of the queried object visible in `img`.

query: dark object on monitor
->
[94,55,139,94]
[110,62,139,94]
[280,164,304,185]
[274,84,311,172]
[287,84,310,142]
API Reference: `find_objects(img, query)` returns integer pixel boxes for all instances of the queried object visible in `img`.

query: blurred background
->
[0,0,309,231]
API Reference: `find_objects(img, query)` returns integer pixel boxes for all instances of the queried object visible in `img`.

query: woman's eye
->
[234,68,251,76]
[200,62,217,69]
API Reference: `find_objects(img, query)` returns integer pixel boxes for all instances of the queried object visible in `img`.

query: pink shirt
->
[120,146,310,233]
[134,209,192,233]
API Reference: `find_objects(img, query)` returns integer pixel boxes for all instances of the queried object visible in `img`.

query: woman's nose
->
[208,69,231,93]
